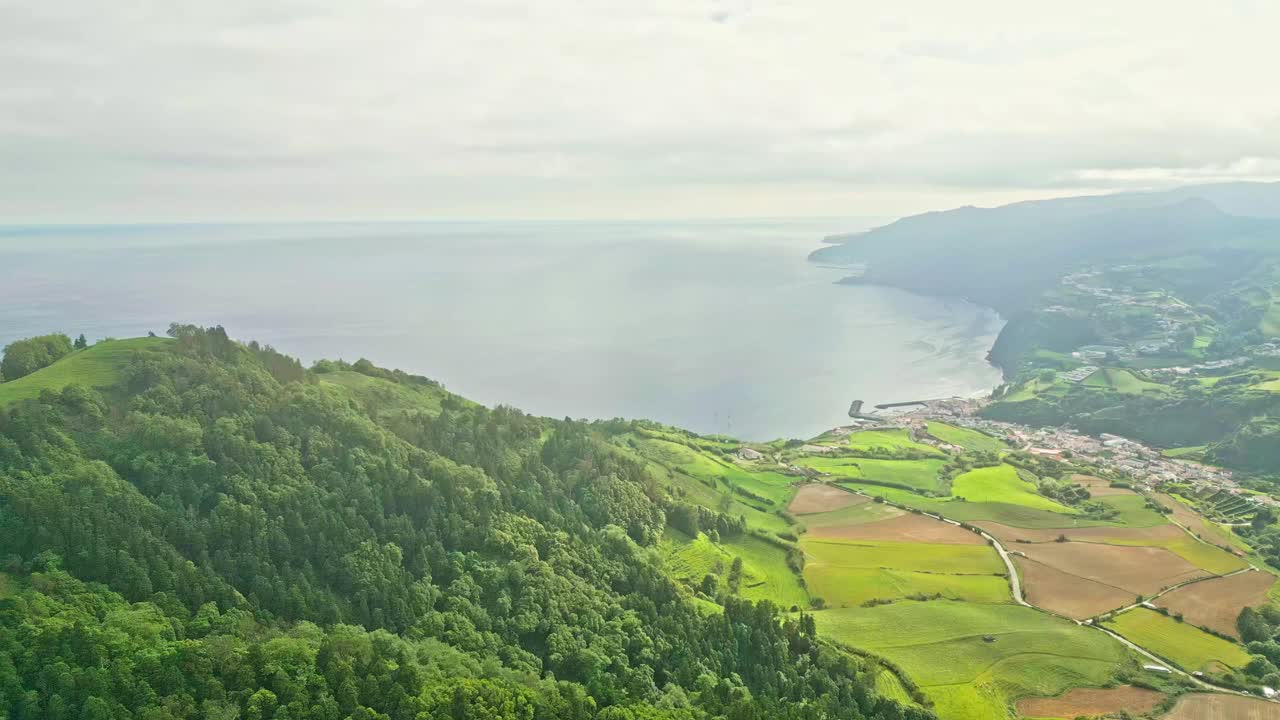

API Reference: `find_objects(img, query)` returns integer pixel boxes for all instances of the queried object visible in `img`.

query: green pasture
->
[797,456,946,493]
[636,437,795,505]
[802,538,1004,575]
[951,465,1077,514]
[837,483,1115,529]
[925,422,1007,453]
[1082,368,1169,395]
[0,337,170,407]
[805,566,1009,608]
[1103,608,1250,673]
[846,429,944,456]
[814,601,1128,720]
[662,530,808,609]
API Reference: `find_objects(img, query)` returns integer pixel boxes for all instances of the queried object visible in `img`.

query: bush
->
[1,333,74,381]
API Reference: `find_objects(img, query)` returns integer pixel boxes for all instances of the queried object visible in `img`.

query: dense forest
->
[0,326,928,720]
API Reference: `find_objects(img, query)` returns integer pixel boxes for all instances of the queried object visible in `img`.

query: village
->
[837,395,1280,509]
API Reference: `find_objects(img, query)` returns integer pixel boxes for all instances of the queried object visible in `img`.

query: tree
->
[1,333,73,380]
[74,334,89,350]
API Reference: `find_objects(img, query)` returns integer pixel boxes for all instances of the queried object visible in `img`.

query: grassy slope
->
[1082,368,1169,395]
[951,465,1078,514]
[1104,608,1250,673]
[838,482,1116,529]
[0,337,171,406]
[846,429,945,456]
[796,456,947,493]
[662,530,809,609]
[814,601,1128,720]
[925,422,1007,453]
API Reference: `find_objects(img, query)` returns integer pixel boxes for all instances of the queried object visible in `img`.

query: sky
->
[3,0,1279,222]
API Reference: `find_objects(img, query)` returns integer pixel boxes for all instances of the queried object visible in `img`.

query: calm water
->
[0,220,1003,439]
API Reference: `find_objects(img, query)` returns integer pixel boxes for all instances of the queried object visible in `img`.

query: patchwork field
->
[1017,540,1206,597]
[1104,608,1251,673]
[1164,693,1280,720]
[812,601,1129,720]
[976,520,1185,545]
[1156,570,1276,638]
[1014,556,1135,620]
[802,538,1004,575]
[1015,685,1164,719]
[787,483,866,515]
[808,512,986,545]
[1155,493,1252,553]
[840,481,1116,528]
[797,456,947,492]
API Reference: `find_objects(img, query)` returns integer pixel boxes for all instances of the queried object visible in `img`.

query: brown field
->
[1014,556,1135,619]
[808,512,986,544]
[1164,693,1280,720]
[975,520,1184,545]
[1071,473,1136,497]
[1016,685,1164,718]
[788,484,868,515]
[1017,541,1207,596]
[1157,570,1277,638]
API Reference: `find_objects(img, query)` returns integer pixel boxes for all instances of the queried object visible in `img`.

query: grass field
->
[1093,495,1173,528]
[797,457,946,493]
[802,538,1004,575]
[0,337,170,406]
[838,482,1116,529]
[873,669,916,706]
[1082,368,1169,395]
[806,566,1010,607]
[845,429,944,456]
[637,437,795,505]
[1103,608,1251,673]
[925,422,1006,453]
[662,530,808,609]
[951,465,1077,514]
[813,601,1128,719]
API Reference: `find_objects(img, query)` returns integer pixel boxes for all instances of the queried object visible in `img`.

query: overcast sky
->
[3,0,1279,222]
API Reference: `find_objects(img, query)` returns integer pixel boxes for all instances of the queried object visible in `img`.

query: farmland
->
[1155,570,1277,638]
[1103,608,1252,673]
[1164,693,1280,719]
[951,465,1077,514]
[787,482,866,514]
[813,602,1128,720]
[627,420,1278,718]
[925,421,1007,453]
[1014,685,1164,719]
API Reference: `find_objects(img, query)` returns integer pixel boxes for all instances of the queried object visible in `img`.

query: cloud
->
[1,0,1279,220]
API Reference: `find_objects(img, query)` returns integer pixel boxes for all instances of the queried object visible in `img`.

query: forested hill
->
[0,325,928,720]
[809,182,1280,315]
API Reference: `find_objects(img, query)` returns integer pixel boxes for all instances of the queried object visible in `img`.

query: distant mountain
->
[811,182,1280,313]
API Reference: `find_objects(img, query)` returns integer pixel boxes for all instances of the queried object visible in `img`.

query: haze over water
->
[0,219,1002,439]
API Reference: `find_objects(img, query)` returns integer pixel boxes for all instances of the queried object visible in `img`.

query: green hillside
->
[0,336,170,406]
[0,326,927,720]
